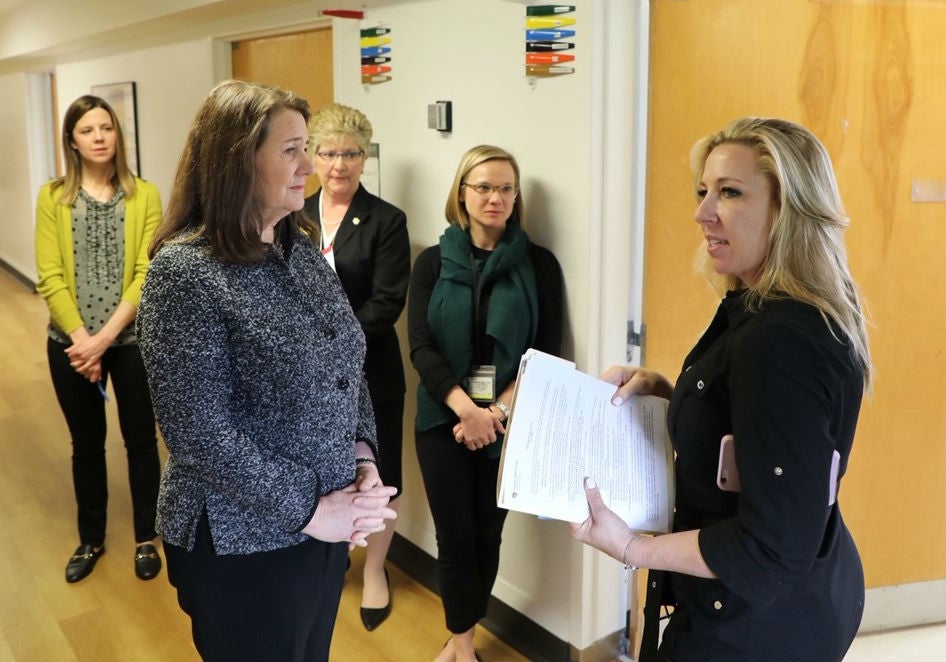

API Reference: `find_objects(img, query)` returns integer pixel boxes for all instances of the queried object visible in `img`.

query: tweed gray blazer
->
[137,229,376,555]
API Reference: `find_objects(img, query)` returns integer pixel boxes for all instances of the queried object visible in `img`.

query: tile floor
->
[843,622,946,662]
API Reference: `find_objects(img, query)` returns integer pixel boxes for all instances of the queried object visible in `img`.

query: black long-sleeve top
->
[656,290,865,661]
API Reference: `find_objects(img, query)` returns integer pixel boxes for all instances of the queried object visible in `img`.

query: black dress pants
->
[415,423,508,633]
[371,392,405,496]
[164,513,348,662]
[47,339,160,545]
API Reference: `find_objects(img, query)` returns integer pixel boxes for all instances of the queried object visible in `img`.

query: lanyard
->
[471,253,484,364]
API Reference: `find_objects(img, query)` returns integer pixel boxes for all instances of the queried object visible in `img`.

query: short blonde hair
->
[444,145,524,230]
[308,103,372,154]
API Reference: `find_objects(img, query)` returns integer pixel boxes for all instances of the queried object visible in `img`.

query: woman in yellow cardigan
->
[35,95,163,583]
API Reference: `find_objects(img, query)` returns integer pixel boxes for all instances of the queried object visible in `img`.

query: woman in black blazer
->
[303,103,411,632]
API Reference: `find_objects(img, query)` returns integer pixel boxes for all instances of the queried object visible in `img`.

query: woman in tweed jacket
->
[137,80,397,662]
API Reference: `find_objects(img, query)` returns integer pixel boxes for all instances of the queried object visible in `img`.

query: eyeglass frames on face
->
[462,183,518,199]
[315,150,365,163]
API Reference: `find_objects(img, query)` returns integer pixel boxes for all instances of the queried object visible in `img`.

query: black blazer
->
[303,184,410,402]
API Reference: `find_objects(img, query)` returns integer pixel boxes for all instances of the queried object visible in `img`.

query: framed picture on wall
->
[90,81,140,176]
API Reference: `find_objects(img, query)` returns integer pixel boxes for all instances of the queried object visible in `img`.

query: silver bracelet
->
[355,457,377,467]
[622,535,638,571]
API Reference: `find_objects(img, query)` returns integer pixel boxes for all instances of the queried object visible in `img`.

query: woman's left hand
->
[570,477,641,566]
[354,461,383,490]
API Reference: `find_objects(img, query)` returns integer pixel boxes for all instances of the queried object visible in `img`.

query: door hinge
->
[627,320,646,365]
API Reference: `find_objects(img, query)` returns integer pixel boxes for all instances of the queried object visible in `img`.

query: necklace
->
[82,180,115,202]
[318,190,348,256]
[321,223,340,255]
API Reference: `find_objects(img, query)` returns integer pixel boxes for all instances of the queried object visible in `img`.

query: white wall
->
[333,0,591,638]
[0,73,37,278]
[332,1,641,647]
[55,38,227,205]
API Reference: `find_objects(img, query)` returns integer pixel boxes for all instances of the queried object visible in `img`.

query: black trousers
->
[47,339,160,546]
[164,513,348,662]
[371,393,404,496]
[415,423,508,633]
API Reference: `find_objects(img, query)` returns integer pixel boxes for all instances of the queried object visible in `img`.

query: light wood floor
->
[0,269,527,662]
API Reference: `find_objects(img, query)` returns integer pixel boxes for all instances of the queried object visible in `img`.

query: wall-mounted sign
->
[524,5,576,81]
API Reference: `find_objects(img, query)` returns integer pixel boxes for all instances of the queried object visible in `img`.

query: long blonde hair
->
[691,117,871,387]
[52,95,137,205]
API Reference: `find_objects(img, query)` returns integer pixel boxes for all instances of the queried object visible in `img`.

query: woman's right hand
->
[601,366,674,405]
[301,484,397,548]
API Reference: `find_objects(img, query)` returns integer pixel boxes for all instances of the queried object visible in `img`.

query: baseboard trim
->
[390,534,946,658]
[0,258,35,291]
[389,533,572,662]
[861,579,946,632]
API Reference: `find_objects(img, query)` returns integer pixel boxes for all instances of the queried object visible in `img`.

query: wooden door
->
[645,0,946,588]
[232,28,334,197]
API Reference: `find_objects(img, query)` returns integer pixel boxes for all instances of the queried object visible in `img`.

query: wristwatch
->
[491,399,510,421]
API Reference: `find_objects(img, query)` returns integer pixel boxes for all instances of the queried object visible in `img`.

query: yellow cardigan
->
[34,178,162,337]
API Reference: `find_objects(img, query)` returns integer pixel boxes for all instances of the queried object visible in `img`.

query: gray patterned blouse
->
[50,188,135,345]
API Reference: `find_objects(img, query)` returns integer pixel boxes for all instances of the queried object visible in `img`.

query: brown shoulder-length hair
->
[52,95,137,206]
[444,145,525,230]
[149,79,318,263]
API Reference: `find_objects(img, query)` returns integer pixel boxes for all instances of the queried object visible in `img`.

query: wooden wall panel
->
[646,0,946,588]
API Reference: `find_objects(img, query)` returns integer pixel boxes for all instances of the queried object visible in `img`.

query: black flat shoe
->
[134,543,162,580]
[66,544,104,583]
[360,568,391,631]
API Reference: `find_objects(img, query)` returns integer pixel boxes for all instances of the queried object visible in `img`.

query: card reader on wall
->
[427,100,452,132]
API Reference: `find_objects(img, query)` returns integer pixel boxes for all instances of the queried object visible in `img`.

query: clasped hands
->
[66,328,112,383]
[452,403,505,451]
[303,463,397,549]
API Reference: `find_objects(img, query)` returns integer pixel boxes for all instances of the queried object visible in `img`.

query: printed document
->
[497,349,674,534]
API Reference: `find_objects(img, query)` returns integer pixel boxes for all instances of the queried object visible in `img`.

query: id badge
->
[464,365,496,403]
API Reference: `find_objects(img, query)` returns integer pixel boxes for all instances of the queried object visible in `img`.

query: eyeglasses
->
[315,150,365,163]
[462,183,518,198]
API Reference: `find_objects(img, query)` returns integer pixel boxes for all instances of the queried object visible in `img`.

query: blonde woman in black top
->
[572,118,870,662]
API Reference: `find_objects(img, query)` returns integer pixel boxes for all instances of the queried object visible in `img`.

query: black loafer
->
[360,568,392,631]
[134,543,162,580]
[66,544,104,583]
